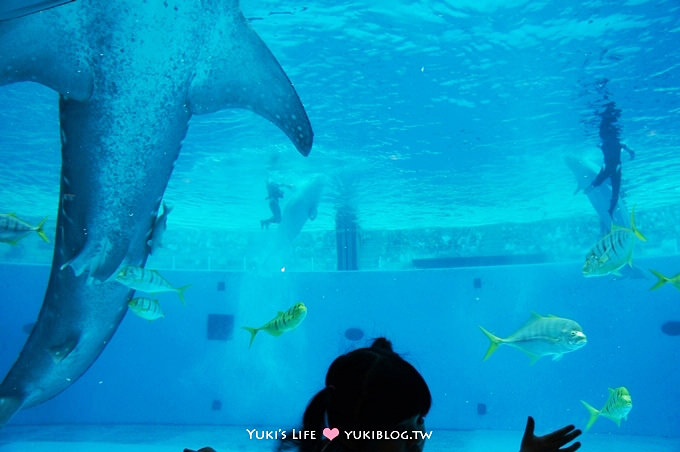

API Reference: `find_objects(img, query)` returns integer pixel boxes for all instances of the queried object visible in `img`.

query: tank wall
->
[1,257,679,437]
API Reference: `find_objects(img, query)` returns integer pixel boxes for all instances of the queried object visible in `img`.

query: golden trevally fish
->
[128,297,164,321]
[0,214,49,245]
[115,266,190,304]
[581,387,632,431]
[582,208,646,277]
[480,313,587,364]
[649,269,680,292]
[242,302,307,348]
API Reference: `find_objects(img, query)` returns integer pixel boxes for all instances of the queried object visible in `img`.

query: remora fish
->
[582,208,646,277]
[479,313,587,364]
[128,297,164,321]
[115,266,190,305]
[649,269,680,292]
[147,201,172,255]
[0,0,312,426]
[243,302,307,347]
[581,387,632,430]
[0,214,49,244]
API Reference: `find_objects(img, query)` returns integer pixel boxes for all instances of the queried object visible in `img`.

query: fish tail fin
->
[242,326,258,348]
[630,207,646,242]
[479,326,502,361]
[649,269,669,291]
[35,217,50,243]
[581,400,600,431]
[176,285,191,305]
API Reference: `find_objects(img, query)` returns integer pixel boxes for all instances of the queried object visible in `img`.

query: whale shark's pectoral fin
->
[60,237,119,282]
[0,3,93,99]
[0,0,75,21]
[49,334,80,364]
[188,14,313,155]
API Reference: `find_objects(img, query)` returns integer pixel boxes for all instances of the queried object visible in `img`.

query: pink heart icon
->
[323,427,339,441]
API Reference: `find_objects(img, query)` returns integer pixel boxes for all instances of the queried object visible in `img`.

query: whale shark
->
[277,175,325,245]
[255,174,325,271]
[0,0,312,425]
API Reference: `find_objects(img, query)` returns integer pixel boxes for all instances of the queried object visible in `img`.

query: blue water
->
[1,1,679,231]
[1,1,680,451]
[2,260,680,449]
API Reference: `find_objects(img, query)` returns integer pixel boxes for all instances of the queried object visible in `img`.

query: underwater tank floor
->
[0,425,678,452]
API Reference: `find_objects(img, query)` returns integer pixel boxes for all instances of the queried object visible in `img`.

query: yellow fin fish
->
[128,297,164,321]
[0,214,49,245]
[582,207,646,277]
[243,302,307,348]
[581,387,632,431]
[115,266,190,304]
[648,269,680,292]
[480,313,587,364]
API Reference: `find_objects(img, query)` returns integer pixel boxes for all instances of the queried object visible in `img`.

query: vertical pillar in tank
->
[336,206,359,271]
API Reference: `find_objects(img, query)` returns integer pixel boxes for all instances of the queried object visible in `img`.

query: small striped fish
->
[115,266,190,304]
[581,387,632,431]
[479,313,587,364]
[582,208,646,277]
[649,269,680,292]
[0,214,49,245]
[128,297,164,321]
[242,302,307,348]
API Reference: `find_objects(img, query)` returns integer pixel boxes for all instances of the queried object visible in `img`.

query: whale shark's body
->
[0,0,312,425]
[277,175,325,245]
[255,175,325,272]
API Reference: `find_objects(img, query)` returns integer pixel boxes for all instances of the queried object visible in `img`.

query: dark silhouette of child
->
[185,338,581,452]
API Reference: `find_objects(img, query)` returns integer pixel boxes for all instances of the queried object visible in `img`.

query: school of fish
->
[7,151,680,438]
